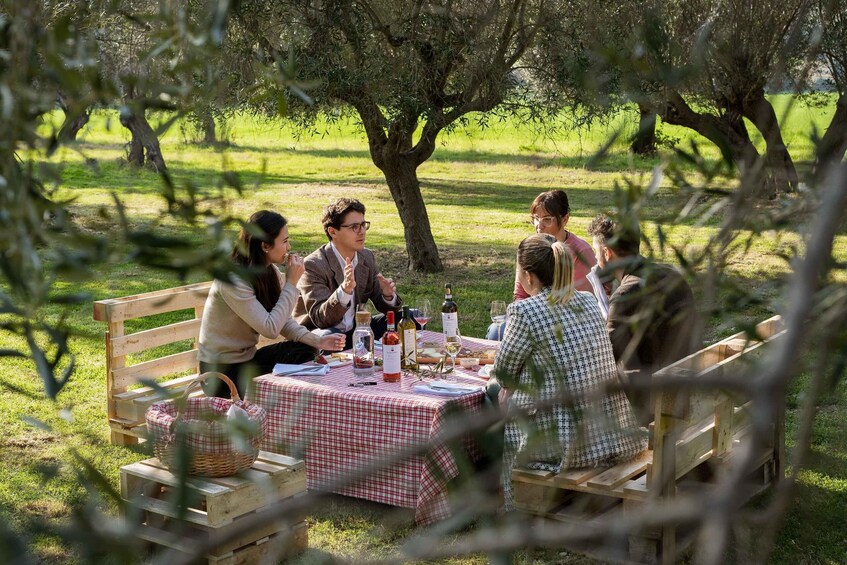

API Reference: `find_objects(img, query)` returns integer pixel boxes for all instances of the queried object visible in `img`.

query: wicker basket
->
[145,372,267,477]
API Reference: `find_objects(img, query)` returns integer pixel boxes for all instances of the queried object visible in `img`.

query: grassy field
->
[1,95,846,563]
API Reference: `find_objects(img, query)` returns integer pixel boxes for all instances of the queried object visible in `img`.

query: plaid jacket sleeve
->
[493,302,533,390]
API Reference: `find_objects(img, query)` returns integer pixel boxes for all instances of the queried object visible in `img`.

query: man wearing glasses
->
[294,198,403,348]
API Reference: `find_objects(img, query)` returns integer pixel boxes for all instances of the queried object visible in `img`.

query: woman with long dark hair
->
[493,233,646,510]
[199,210,345,396]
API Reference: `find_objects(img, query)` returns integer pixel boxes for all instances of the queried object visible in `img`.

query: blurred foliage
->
[0,0,846,563]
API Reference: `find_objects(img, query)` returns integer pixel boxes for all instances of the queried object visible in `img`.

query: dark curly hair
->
[322,198,366,241]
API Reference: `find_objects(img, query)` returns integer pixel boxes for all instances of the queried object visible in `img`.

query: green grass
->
[2,96,846,563]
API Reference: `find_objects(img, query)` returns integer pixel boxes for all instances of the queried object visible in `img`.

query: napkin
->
[272,363,330,377]
[412,380,481,396]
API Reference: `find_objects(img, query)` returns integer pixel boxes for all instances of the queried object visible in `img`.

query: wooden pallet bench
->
[121,451,308,564]
[512,315,786,564]
[93,281,284,445]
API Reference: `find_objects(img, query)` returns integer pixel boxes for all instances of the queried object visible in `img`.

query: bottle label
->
[383,344,401,375]
[403,329,417,362]
[442,312,458,337]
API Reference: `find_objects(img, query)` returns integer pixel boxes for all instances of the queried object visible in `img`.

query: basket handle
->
[177,372,241,417]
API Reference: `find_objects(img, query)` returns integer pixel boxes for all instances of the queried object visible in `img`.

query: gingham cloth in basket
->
[146,397,267,454]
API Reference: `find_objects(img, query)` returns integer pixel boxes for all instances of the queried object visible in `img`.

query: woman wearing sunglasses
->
[486,190,598,340]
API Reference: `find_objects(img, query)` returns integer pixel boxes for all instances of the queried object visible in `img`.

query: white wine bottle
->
[441,283,458,337]
[399,306,418,369]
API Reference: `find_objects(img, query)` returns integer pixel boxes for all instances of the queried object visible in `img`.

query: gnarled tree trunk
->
[56,92,90,142]
[742,91,799,195]
[202,114,216,144]
[381,153,443,273]
[631,103,657,155]
[355,101,444,273]
[814,93,847,177]
[119,104,167,172]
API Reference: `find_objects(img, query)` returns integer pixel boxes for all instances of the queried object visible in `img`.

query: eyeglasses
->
[530,215,557,228]
[338,221,371,233]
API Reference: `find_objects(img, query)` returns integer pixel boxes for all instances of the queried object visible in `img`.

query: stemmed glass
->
[443,329,462,377]
[414,299,432,343]
[490,300,507,340]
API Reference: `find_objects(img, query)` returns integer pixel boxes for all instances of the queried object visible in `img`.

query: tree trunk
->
[201,113,216,144]
[381,154,444,273]
[659,91,773,195]
[742,92,798,195]
[56,92,90,142]
[351,99,445,272]
[119,106,167,172]
[631,103,657,155]
[814,93,847,178]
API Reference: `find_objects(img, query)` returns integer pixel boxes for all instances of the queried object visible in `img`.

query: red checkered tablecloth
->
[250,331,497,525]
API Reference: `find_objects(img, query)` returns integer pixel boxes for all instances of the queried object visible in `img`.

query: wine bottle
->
[399,306,418,369]
[382,311,401,382]
[441,283,458,337]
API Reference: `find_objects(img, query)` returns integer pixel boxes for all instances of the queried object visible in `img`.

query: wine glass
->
[490,300,507,340]
[443,329,462,378]
[414,298,432,343]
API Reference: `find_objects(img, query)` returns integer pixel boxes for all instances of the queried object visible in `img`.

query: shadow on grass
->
[769,477,847,563]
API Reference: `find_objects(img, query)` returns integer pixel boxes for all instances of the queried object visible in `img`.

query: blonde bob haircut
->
[516,233,575,306]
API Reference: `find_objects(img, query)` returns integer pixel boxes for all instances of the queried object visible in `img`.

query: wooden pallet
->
[121,451,308,563]
[94,281,285,445]
[512,315,786,565]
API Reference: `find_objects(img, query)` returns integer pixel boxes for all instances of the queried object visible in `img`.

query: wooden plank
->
[553,466,607,486]
[256,451,306,471]
[111,319,202,357]
[93,283,212,324]
[513,468,555,481]
[513,482,571,514]
[623,474,649,496]
[121,460,232,497]
[714,400,733,456]
[674,423,714,479]
[114,383,202,423]
[134,496,212,527]
[113,374,198,402]
[685,388,730,428]
[586,451,652,490]
[112,350,199,391]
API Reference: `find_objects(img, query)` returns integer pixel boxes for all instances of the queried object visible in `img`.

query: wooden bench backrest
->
[651,315,786,489]
[93,282,213,394]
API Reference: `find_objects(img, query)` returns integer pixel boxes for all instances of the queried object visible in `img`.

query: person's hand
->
[285,253,305,286]
[341,256,356,294]
[319,333,346,352]
[377,273,396,301]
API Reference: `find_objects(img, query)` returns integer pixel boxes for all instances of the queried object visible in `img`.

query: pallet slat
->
[586,451,652,490]
[111,350,199,391]
[111,318,202,357]
[93,283,211,323]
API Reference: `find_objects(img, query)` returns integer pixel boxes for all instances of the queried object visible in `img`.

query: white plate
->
[477,365,493,378]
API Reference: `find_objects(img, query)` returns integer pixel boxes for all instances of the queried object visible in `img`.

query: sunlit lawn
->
[1,95,845,563]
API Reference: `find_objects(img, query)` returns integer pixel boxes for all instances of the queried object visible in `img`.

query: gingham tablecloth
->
[251,331,497,525]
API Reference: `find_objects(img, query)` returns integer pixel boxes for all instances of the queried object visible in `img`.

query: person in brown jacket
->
[587,215,701,425]
[293,198,403,349]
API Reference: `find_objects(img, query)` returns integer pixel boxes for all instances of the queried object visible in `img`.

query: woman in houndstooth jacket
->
[494,234,647,510]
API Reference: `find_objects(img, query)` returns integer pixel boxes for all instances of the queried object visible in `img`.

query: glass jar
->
[352,310,374,378]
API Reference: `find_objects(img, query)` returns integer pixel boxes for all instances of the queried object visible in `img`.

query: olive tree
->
[234,0,555,272]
